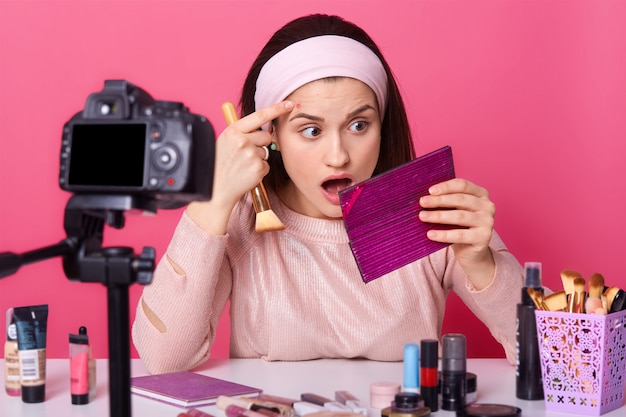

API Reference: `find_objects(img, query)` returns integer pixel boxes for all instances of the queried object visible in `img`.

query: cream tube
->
[13,304,49,403]
[69,326,90,404]
[4,308,21,396]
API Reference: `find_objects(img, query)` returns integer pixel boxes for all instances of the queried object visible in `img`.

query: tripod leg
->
[108,285,132,417]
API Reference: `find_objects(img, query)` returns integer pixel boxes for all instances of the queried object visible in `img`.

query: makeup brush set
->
[339,146,455,283]
[533,270,626,415]
[526,270,626,314]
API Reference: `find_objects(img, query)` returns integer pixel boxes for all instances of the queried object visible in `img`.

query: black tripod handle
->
[0,238,77,279]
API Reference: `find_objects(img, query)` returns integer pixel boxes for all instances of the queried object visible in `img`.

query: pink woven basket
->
[535,309,626,415]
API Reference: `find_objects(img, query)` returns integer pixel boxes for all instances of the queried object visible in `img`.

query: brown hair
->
[240,14,415,191]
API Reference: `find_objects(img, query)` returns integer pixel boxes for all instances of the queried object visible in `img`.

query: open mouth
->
[322,178,352,194]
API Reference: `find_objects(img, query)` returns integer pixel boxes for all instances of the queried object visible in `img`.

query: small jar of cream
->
[370,381,401,409]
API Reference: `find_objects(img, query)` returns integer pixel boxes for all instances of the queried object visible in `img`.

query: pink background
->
[1,0,625,361]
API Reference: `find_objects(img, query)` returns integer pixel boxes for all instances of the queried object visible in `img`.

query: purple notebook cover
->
[339,146,455,283]
[131,371,262,408]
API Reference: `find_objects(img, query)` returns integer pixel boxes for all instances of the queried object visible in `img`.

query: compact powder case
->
[459,403,522,417]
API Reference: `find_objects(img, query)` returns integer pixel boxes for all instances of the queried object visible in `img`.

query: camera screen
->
[68,124,146,187]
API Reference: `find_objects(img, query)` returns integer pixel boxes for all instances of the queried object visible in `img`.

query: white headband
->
[254,35,388,129]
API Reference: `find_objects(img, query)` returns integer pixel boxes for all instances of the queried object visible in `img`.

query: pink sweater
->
[132,192,523,374]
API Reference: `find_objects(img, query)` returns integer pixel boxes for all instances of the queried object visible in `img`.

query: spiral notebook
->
[339,146,455,283]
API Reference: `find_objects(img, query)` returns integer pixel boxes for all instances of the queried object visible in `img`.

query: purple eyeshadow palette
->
[339,146,455,283]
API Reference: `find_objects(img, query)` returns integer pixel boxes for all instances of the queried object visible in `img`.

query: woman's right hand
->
[186,101,294,235]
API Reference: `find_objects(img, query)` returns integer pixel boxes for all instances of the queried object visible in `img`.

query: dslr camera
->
[59,80,215,209]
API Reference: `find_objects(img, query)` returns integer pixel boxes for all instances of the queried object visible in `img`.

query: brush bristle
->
[255,209,286,232]
[526,288,539,308]
[604,287,619,312]
[544,291,568,311]
[589,273,605,298]
[527,287,546,310]
[573,277,586,292]
[560,270,581,294]
[572,277,586,313]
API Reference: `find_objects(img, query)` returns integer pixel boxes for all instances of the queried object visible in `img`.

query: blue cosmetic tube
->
[13,304,49,403]
[403,343,420,393]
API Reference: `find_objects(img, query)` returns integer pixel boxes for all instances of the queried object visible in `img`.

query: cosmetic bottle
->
[4,308,21,396]
[420,339,438,412]
[14,304,49,403]
[516,261,544,400]
[88,339,96,401]
[438,372,477,406]
[441,333,466,412]
[69,326,91,404]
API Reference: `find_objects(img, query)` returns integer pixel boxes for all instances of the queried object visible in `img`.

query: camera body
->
[59,80,215,209]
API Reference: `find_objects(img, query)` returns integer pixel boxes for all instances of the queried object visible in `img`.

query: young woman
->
[132,14,523,374]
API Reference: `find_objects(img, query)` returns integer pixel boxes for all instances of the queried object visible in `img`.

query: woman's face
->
[274,77,381,219]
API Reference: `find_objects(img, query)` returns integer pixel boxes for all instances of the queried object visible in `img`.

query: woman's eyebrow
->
[347,104,376,119]
[288,104,376,123]
[289,112,323,122]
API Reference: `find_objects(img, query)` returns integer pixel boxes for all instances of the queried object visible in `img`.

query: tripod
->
[0,194,157,417]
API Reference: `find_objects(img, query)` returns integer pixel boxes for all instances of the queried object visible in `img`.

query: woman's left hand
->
[418,178,496,289]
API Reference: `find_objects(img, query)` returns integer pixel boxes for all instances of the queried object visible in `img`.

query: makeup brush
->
[603,287,618,312]
[526,288,546,310]
[560,269,581,312]
[221,102,285,233]
[585,273,606,315]
[573,277,586,314]
[560,269,581,293]
[543,291,568,312]
[604,286,626,313]
[561,269,582,295]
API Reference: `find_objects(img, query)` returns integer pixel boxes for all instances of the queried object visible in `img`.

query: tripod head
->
[1,194,157,282]
[61,194,158,286]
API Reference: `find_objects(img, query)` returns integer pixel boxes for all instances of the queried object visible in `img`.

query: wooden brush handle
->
[221,101,239,125]
[221,102,273,214]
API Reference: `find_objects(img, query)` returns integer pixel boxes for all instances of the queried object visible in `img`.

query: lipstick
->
[420,339,438,412]
[257,394,299,407]
[292,401,325,416]
[300,393,351,411]
[226,404,271,417]
[216,395,294,417]
[335,390,367,415]
[178,410,216,417]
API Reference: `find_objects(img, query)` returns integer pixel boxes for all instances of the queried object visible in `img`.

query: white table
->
[1,358,625,416]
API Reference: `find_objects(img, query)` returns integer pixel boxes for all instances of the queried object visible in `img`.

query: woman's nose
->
[323,134,350,167]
